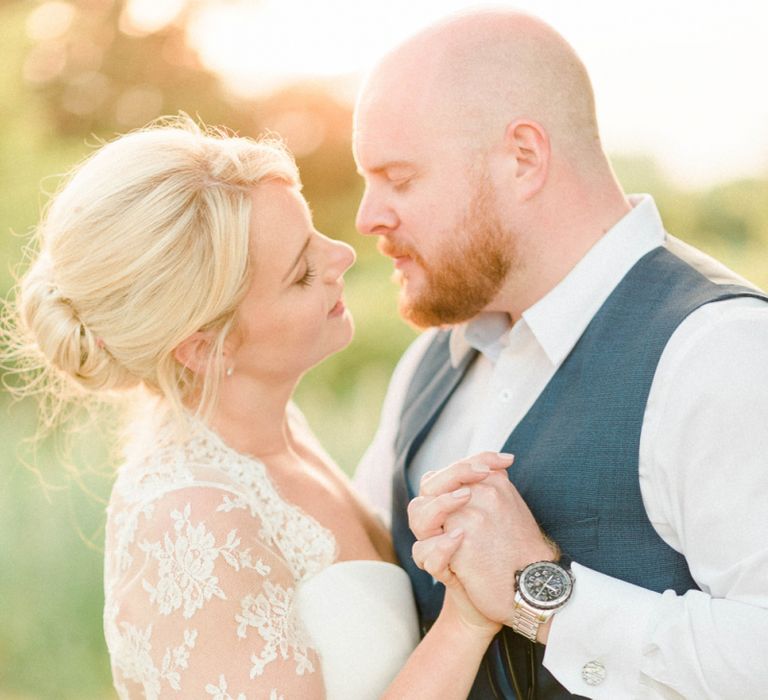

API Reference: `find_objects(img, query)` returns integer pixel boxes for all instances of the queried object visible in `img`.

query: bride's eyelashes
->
[296,261,317,287]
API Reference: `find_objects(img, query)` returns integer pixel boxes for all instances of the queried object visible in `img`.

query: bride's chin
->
[301,315,355,372]
[334,325,355,355]
[320,324,355,364]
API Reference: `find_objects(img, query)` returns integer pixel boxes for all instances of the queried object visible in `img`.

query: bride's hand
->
[412,530,501,640]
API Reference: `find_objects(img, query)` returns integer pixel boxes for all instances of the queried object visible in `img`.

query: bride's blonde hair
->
[2,115,299,428]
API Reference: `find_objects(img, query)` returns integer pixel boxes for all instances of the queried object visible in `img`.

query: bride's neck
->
[205,375,299,458]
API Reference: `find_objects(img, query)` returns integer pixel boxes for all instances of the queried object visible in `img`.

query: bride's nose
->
[323,238,356,280]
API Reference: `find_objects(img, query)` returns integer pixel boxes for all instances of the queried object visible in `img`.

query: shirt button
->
[581,660,606,686]
[499,389,512,402]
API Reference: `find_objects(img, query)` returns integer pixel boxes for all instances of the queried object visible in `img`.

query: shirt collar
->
[449,312,511,365]
[449,194,666,368]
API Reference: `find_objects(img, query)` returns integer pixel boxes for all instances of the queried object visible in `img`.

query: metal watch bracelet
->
[510,600,549,642]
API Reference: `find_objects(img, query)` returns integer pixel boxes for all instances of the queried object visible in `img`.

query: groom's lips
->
[378,240,423,275]
[393,255,412,270]
[379,239,412,261]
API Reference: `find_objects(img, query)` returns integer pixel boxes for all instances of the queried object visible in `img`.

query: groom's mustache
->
[378,238,429,270]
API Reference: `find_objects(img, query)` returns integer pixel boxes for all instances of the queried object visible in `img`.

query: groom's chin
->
[399,284,493,329]
[398,294,447,330]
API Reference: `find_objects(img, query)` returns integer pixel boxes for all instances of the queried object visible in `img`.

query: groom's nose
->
[356,187,399,236]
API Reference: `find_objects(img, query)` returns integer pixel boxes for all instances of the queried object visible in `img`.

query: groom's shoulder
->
[664,234,763,291]
[659,236,768,378]
[662,232,768,333]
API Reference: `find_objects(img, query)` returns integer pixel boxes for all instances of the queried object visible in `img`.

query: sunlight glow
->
[187,0,397,94]
[122,0,186,36]
[25,1,75,42]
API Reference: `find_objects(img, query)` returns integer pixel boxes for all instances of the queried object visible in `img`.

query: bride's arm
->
[382,453,516,698]
[381,530,501,700]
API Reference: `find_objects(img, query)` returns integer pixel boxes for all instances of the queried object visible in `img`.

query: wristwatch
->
[510,557,574,642]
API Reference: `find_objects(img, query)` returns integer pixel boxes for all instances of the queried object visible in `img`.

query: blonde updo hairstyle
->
[6,116,299,424]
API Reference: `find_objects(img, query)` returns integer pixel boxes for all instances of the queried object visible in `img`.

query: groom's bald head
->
[355,10,602,166]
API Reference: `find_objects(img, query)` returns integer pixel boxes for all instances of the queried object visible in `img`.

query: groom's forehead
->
[354,69,441,136]
[353,118,414,168]
[352,106,440,171]
[353,133,423,176]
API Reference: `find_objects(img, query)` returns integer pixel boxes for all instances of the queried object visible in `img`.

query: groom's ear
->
[173,331,217,376]
[502,119,550,201]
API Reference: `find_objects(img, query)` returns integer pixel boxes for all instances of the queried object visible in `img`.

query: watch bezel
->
[516,560,574,611]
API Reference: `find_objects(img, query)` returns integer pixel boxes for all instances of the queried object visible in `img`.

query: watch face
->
[518,562,574,610]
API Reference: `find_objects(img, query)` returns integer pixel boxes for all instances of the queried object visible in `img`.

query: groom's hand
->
[409,455,557,626]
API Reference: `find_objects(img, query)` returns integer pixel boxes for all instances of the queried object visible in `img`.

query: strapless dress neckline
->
[295,560,420,700]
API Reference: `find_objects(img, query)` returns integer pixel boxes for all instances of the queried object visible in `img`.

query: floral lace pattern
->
[104,409,335,698]
[139,503,271,619]
[236,580,315,679]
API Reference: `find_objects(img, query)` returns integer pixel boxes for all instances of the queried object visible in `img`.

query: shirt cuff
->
[542,562,660,699]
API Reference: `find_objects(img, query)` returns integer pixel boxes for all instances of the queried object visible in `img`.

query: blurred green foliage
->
[0,1,766,698]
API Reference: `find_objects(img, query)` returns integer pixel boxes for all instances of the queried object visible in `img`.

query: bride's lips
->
[328,298,346,318]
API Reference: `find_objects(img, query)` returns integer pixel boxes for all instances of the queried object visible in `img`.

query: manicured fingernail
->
[451,487,471,498]
[448,527,464,538]
[498,452,515,461]
[421,470,436,482]
[470,462,490,473]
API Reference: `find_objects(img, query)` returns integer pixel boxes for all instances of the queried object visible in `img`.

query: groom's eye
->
[384,166,415,191]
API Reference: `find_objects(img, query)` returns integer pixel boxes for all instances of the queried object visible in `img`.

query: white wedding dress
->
[103,406,419,699]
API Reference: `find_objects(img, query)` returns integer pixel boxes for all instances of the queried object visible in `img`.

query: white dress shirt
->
[354,195,768,699]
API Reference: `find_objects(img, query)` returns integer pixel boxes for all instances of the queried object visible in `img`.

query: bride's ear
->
[173,331,217,376]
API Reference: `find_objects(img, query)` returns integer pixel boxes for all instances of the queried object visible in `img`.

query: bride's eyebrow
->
[281,236,312,282]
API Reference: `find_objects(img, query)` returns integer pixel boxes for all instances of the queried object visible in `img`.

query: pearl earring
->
[225,366,234,377]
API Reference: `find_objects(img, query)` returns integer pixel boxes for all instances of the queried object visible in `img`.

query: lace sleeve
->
[105,485,325,699]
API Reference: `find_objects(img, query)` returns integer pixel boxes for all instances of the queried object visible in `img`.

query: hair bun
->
[18,262,139,394]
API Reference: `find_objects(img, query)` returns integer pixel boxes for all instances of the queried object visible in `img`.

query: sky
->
[135,0,768,188]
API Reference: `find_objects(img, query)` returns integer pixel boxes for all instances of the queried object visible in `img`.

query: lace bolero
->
[103,409,339,699]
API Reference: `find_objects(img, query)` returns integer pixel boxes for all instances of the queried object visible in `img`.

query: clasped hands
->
[408,452,558,640]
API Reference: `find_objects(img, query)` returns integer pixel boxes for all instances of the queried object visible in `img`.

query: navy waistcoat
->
[391,247,767,698]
